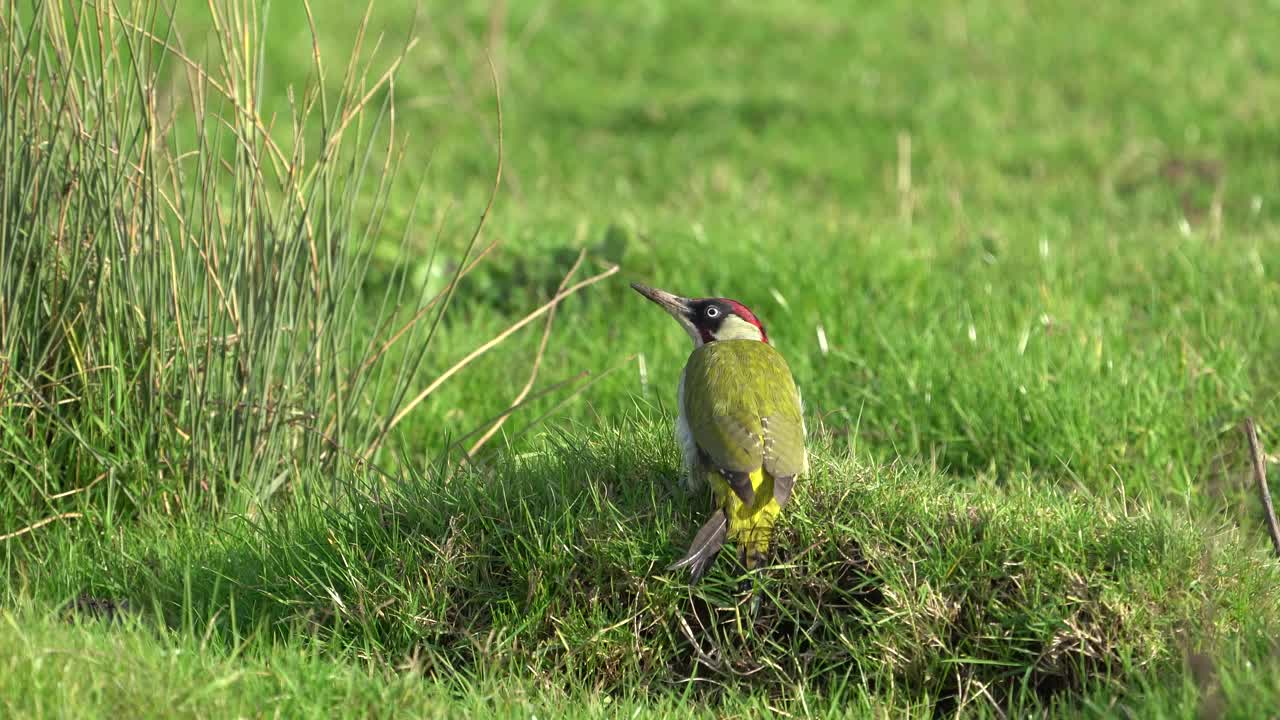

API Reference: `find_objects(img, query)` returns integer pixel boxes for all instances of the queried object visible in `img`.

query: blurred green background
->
[206,0,1280,507]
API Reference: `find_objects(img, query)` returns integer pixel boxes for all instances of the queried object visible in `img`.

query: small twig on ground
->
[1244,418,1280,558]
[332,240,499,410]
[502,353,636,448]
[465,250,586,457]
[1,513,84,542]
[367,264,620,459]
[363,53,506,459]
[47,472,108,501]
[451,371,590,457]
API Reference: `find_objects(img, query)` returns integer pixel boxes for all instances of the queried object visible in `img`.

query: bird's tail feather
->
[737,522,773,570]
[738,540,769,616]
[667,510,728,582]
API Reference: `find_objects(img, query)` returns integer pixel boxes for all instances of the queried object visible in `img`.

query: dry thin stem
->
[465,249,585,457]
[423,55,505,337]
[502,353,637,448]
[1244,418,1280,558]
[364,54,506,457]
[98,0,414,250]
[357,242,499,386]
[370,263,620,457]
[0,513,84,542]
[47,472,109,501]
[99,1,287,171]
[451,370,590,454]
[321,242,500,440]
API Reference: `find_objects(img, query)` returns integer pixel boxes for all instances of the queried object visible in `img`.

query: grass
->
[8,424,1280,716]
[4,0,1280,716]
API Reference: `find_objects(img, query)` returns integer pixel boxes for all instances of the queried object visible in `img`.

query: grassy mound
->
[20,420,1278,715]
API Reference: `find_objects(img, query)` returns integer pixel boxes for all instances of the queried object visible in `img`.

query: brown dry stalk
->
[361,56,506,459]
[321,241,500,440]
[47,472,109,501]
[450,370,590,455]
[0,513,84,542]
[356,243,499,386]
[465,250,586,457]
[1244,418,1280,558]
[96,0,413,264]
[501,354,637,449]
[369,263,620,458]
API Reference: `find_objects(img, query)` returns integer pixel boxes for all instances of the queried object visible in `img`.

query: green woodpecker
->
[631,282,807,581]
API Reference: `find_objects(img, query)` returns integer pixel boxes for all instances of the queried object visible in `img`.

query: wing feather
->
[681,341,806,490]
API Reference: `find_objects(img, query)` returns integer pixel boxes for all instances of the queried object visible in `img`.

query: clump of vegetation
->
[16,422,1280,715]
[2,0,427,523]
[0,0,613,529]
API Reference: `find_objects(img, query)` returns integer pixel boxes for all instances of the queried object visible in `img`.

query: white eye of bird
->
[705,306,720,318]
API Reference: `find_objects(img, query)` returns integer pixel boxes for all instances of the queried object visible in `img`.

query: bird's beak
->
[630,282,691,319]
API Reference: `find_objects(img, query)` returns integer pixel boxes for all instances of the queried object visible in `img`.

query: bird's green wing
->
[682,340,806,504]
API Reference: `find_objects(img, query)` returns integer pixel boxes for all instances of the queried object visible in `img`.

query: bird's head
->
[630,282,769,348]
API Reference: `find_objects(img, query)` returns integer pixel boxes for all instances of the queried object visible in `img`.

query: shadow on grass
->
[63,419,1280,713]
